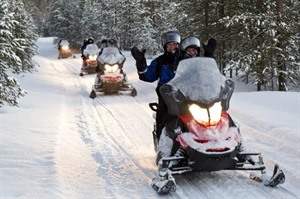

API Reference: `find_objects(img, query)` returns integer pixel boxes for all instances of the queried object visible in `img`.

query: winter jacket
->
[81,42,88,56]
[137,51,180,88]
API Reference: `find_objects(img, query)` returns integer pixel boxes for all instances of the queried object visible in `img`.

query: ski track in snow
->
[229,109,300,198]
[60,59,161,198]
[21,37,298,199]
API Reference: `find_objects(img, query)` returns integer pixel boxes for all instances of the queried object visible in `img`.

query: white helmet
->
[181,36,201,57]
[161,31,181,49]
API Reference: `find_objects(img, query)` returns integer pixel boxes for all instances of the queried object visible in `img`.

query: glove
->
[131,47,146,71]
[203,38,217,58]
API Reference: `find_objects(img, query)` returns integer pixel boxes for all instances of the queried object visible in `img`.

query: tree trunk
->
[276,0,287,91]
[219,0,225,75]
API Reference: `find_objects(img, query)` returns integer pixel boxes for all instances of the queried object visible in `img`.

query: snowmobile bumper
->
[80,65,97,75]
[160,151,266,174]
[90,75,137,98]
[92,83,136,95]
[58,50,72,59]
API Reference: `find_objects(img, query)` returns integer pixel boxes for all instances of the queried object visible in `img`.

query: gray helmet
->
[161,31,181,48]
[181,36,201,57]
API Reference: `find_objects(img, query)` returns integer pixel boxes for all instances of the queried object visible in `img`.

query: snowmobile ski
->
[151,169,176,195]
[250,164,285,187]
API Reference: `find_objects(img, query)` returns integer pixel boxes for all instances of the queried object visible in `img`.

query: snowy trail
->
[230,109,300,197]
[2,37,297,198]
[43,37,297,198]
[48,53,161,197]
[67,59,293,198]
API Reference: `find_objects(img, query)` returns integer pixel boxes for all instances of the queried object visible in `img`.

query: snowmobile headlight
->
[189,102,222,126]
[104,64,119,73]
[209,102,222,125]
[61,45,69,50]
[88,55,97,61]
[189,104,209,125]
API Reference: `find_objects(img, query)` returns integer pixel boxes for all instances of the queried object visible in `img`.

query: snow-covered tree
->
[220,0,300,91]
[45,0,72,44]
[129,0,179,57]
[129,0,159,57]
[117,0,136,50]
[67,0,85,47]
[0,0,24,107]
[0,0,38,107]
[9,0,38,72]
[80,2,104,44]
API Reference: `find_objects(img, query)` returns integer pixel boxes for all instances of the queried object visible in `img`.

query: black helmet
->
[100,39,108,48]
[107,39,117,47]
[181,36,201,57]
[87,37,94,44]
[161,31,181,48]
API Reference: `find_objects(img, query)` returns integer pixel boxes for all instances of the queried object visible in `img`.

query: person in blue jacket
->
[131,31,181,145]
[131,31,217,148]
[81,37,94,66]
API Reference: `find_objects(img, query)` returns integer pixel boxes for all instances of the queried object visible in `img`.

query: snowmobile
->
[58,39,73,59]
[79,43,100,76]
[89,47,137,98]
[150,57,285,194]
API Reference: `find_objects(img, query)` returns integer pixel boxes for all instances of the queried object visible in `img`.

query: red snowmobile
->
[80,43,100,76]
[58,39,73,59]
[89,47,137,98]
[150,57,285,194]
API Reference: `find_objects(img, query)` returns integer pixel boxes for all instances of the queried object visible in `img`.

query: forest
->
[1,0,299,107]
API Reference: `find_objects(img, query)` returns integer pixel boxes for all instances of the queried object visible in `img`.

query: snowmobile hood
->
[160,57,234,115]
[98,47,125,65]
[60,39,69,46]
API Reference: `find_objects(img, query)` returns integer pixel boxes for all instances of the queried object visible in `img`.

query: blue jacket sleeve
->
[138,59,159,83]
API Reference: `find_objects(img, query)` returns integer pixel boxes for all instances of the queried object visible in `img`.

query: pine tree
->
[0,0,25,107]
[45,0,72,44]
[80,2,104,44]
[9,0,38,72]
[219,0,300,91]
[66,0,85,47]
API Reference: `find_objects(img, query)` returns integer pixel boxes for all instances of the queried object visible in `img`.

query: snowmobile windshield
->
[83,44,99,55]
[60,40,69,46]
[167,57,228,104]
[98,47,125,65]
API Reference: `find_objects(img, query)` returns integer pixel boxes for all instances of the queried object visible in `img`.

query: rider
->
[131,31,181,148]
[180,35,202,59]
[96,39,126,74]
[107,39,118,47]
[99,39,108,49]
[180,35,217,59]
[81,37,94,66]
[58,38,63,50]
[98,39,123,56]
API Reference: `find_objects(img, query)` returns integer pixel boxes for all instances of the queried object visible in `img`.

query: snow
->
[1,37,299,198]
